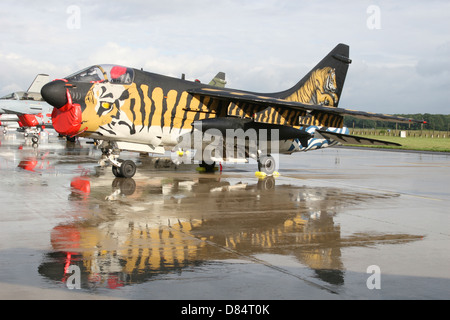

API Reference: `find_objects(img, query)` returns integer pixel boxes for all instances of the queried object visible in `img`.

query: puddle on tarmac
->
[38,166,423,291]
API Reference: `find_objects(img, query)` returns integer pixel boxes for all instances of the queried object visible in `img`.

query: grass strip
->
[345,135,450,153]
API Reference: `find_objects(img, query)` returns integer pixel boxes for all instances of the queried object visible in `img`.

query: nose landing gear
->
[112,159,137,178]
[98,141,137,178]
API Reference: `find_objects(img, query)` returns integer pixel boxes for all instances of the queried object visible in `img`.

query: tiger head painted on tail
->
[285,67,338,107]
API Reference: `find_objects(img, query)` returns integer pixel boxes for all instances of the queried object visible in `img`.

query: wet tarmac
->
[0,130,449,300]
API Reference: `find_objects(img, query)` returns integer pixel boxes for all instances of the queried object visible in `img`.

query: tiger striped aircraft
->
[41,43,424,178]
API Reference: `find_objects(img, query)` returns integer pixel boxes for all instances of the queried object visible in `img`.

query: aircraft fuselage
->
[41,45,420,178]
[42,65,339,158]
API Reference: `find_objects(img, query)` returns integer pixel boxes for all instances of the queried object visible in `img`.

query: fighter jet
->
[0,74,54,142]
[41,44,425,178]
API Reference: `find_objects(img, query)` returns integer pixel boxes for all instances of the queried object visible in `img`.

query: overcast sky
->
[1,0,449,114]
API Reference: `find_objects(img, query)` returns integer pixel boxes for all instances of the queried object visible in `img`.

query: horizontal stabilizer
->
[316,129,401,146]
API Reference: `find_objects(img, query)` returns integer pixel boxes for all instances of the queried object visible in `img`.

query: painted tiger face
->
[324,68,337,93]
[285,67,339,107]
[314,67,338,106]
[81,82,129,135]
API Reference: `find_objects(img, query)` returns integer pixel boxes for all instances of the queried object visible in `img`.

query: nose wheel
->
[31,135,39,144]
[112,159,137,178]
[98,141,138,178]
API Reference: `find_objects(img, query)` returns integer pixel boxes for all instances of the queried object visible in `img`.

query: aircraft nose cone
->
[41,80,67,108]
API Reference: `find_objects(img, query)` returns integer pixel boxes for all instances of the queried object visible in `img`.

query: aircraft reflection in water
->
[14,138,97,175]
[38,168,423,290]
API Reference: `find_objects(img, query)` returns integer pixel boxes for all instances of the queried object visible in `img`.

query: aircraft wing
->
[0,103,44,116]
[1,108,26,116]
[187,87,425,124]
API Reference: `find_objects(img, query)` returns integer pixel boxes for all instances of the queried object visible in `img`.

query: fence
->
[349,129,450,139]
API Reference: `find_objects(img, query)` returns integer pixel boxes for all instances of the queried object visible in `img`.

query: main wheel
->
[258,155,276,175]
[200,160,216,173]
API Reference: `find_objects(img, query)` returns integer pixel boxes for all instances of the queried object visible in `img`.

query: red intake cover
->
[51,88,83,136]
[52,105,82,136]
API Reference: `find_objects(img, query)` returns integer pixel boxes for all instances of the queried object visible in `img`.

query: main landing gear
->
[257,155,276,176]
[198,160,217,173]
[196,153,278,176]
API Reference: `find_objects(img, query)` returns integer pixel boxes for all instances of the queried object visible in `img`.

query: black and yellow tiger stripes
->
[254,107,304,127]
[224,100,343,128]
[82,80,230,136]
[80,48,349,139]
[82,77,345,139]
[298,111,344,128]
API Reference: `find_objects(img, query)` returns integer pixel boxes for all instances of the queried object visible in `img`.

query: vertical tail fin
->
[276,44,351,108]
[208,72,227,88]
[27,74,50,93]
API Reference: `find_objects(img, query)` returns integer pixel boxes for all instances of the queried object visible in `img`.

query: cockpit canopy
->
[65,64,134,85]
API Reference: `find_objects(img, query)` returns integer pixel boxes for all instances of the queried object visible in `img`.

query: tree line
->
[344,114,450,131]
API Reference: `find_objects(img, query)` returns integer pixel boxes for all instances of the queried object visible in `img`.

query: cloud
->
[0,51,72,94]
[0,0,449,114]
[416,42,450,77]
